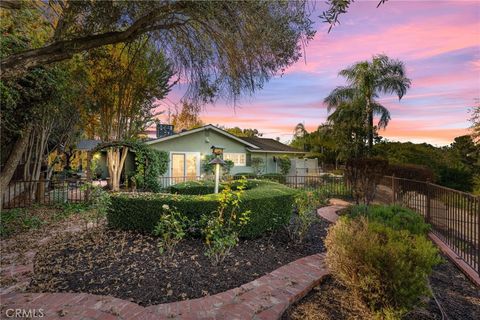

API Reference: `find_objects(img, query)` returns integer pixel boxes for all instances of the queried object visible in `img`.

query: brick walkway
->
[1,253,328,319]
[317,198,350,223]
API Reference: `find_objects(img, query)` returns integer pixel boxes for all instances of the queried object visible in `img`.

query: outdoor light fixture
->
[209,146,226,193]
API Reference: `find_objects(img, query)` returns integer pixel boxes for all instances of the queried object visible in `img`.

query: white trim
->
[246,149,306,154]
[146,124,260,149]
[169,151,201,177]
[223,152,247,166]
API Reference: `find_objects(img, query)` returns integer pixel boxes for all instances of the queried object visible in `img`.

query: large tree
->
[324,54,411,152]
[1,1,315,103]
[171,102,203,131]
[78,40,173,191]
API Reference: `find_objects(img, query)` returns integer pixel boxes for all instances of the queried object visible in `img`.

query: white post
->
[214,163,220,193]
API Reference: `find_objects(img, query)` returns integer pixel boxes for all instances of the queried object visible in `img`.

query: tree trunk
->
[366,98,374,153]
[106,146,129,191]
[0,125,33,207]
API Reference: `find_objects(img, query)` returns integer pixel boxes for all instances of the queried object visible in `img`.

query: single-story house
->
[146,124,306,178]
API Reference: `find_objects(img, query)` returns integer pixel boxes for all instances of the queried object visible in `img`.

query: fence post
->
[425,181,431,222]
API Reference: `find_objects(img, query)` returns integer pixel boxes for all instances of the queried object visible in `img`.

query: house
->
[146,124,306,178]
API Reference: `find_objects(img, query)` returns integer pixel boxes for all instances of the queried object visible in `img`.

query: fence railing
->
[1,179,89,209]
[377,176,480,275]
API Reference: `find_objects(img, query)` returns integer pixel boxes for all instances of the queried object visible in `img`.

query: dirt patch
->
[29,219,331,306]
[283,255,480,320]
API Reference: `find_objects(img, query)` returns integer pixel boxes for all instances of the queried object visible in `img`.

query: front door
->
[171,153,199,184]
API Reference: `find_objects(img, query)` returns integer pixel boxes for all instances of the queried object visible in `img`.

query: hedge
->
[169,180,219,195]
[386,163,435,182]
[108,180,297,238]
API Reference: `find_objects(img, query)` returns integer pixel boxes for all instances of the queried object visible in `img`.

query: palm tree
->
[324,54,411,152]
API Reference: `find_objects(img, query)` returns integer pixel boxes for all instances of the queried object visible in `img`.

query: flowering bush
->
[153,204,189,257]
[201,178,251,264]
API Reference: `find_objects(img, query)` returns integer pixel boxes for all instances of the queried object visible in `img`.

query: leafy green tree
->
[78,40,173,191]
[1,1,315,106]
[0,6,81,199]
[324,54,411,152]
[321,0,389,31]
[223,127,262,138]
[171,102,204,131]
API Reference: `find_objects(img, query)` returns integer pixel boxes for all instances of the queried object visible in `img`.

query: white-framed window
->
[223,153,246,166]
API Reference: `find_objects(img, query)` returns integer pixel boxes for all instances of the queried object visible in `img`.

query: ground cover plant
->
[325,205,441,319]
[0,203,87,238]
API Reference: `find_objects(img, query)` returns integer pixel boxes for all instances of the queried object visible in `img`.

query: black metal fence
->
[2,179,89,209]
[377,176,480,275]
[156,174,352,198]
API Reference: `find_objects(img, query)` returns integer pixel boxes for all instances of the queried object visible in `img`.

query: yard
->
[1,178,478,319]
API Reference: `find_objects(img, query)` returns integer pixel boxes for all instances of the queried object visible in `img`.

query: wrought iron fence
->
[2,179,89,209]
[377,176,480,275]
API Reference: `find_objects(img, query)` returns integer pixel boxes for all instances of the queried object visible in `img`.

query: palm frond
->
[371,101,391,128]
[323,86,357,111]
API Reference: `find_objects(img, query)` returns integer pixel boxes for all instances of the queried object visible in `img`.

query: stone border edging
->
[428,233,480,287]
[1,253,329,319]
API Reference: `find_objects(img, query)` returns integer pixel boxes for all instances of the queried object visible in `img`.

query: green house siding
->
[146,126,304,178]
[251,153,297,174]
[148,129,253,176]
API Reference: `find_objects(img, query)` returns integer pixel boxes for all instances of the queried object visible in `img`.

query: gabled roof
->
[76,139,101,151]
[241,137,305,153]
[145,124,304,154]
[145,124,260,149]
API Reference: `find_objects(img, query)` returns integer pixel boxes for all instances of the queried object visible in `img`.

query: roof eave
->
[145,124,260,149]
[246,149,306,154]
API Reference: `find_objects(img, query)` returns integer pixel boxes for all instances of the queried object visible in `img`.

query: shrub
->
[82,184,111,229]
[261,173,286,184]
[325,216,440,319]
[346,205,430,235]
[170,180,219,195]
[234,172,257,179]
[153,204,189,257]
[108,180,296,238]
[251,157,265,175]
[345,157,389,205]
[386,163,435,182]
[287,190,326,243]
[134,146,168,192]
[278,156,292,175]
[169,179,260,195]
[201,179,251,264]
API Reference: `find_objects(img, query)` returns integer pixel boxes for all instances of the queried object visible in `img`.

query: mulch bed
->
[28,219,331,306]
[283,254,480,320]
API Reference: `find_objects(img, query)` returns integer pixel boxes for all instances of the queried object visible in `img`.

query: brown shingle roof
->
[240,137,304,153]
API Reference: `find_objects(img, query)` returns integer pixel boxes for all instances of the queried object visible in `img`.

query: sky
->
[157,0,480,146]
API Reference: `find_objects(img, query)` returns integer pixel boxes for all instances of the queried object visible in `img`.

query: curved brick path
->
[1,253,328,319]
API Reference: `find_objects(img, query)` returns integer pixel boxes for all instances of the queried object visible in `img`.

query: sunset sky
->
[158,0,479,146]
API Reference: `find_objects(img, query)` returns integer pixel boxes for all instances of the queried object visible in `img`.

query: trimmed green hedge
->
[169,180,219,195]
[108,180,297,238]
